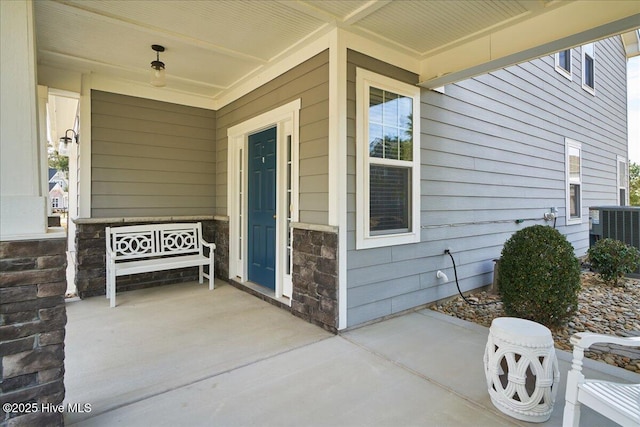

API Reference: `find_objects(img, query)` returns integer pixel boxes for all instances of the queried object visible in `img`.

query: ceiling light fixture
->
[150,44,166,87]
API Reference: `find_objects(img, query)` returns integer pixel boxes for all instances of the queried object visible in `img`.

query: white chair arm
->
[570,332,640,350]
[201,239,216,251]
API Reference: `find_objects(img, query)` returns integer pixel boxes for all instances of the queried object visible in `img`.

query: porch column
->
[0,0,47,237]
[1,2,68,426]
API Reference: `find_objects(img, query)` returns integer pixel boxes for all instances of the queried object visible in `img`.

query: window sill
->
[356,231,419,250]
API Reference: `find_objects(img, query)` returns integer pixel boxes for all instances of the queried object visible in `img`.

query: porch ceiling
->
[34,0,639,107]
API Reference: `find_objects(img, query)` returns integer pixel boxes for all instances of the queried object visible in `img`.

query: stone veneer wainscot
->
[290,223,338,333]
[0,237,67,426]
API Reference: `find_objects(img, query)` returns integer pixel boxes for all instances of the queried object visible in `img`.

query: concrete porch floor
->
[63,280,639,426]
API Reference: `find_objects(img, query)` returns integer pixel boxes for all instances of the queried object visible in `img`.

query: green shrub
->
[587,238,640,286]
[499,225,580,328]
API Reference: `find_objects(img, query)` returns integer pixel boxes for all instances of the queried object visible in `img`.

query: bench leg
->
[209,258,214,290]
[106,269,110,299]
[109,272,116,308]
[562,400,581,427]
[198,265,204,284]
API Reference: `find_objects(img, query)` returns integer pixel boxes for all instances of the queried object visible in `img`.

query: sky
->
[629,56,640,164]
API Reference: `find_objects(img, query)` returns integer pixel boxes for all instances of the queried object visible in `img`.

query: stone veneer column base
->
[0,237,67,427]
[291,224,338,333]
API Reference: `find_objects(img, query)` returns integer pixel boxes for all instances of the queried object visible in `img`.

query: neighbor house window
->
[555,49,572,79]
[565,139,583,225]
[582,43,595,93]
[52,197,60,209]
[617,155,628,206]
[356,68,420,249]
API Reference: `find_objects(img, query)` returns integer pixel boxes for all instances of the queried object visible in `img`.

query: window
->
[617,155,628,206]
[52,197,60,209]
[565,139,583,225]
[356,68,420,249]
[582,43,595,93]
[554,49,572,79]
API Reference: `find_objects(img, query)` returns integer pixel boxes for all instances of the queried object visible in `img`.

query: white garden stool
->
[484,317,560,423]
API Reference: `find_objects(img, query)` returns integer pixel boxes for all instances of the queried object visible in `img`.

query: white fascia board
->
[419,2,640,88]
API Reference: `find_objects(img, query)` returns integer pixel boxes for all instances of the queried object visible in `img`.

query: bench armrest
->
[201,239,216,252]
[570,332,640,351]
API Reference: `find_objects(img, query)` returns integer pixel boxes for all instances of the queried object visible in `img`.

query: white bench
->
[563,332,640,427]
[105,222,215,307]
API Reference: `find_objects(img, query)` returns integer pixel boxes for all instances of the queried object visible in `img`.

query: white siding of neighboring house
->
[346,36,628,327]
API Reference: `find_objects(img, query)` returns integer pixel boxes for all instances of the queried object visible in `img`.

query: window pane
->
[620,189,626,206]
[370,165,410,233]
[570,184,580,218]
[384,126,399,160]
[369,87,384,124]
[559,50,570,72]
[569,147,580,181]
[619,160,627,187]
[399,135,413,161]
[398,97,412,129]
[382,92,399,127]
[584,55,594,88]
[369,123,383,157]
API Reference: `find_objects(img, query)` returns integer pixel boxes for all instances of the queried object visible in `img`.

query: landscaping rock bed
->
[430,272,640,373]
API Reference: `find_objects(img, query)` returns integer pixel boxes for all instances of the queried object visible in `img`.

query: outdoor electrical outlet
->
[544,208,557,222]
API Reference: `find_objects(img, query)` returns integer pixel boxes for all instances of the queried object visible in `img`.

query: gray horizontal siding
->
[346,37,628,327]
[216,50,329,224]
[91,90,216,218]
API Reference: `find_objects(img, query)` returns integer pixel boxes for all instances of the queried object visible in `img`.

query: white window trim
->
[554,49,572,80]
[356,68,421,250]
[227,99,300,302]
[565,138,583,226]
[617,154,628,205]
[581,43,595,94]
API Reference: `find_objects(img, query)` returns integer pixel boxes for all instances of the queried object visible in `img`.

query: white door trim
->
[227,99,300,301]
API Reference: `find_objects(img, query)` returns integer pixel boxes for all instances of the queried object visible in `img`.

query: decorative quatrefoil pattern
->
[162,231,196,251]
[115,232,154,255]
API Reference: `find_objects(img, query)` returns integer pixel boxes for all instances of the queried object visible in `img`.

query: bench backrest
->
[106,222,204,261]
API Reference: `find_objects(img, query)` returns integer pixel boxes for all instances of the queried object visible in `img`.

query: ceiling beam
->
[419,0,640,88]
[277,0,336,23]
[342,0,392,26]
[622,30,640,57]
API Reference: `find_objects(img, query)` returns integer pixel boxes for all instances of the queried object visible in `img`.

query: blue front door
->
[248,127,276,290]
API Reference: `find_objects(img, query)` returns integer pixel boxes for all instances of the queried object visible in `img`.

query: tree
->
[630,162,639,206]
[48,151,69,173]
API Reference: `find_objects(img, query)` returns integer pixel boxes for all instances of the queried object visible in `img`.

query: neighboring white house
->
[48,168,68,212]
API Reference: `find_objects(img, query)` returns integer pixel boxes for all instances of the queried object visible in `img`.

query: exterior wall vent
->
[589,206,640,276]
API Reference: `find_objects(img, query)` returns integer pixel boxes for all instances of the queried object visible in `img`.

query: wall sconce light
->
[58,129,78,157]
[150,44,166,87]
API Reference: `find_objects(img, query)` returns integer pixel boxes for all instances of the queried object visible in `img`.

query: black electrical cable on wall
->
[445,249,501,307]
